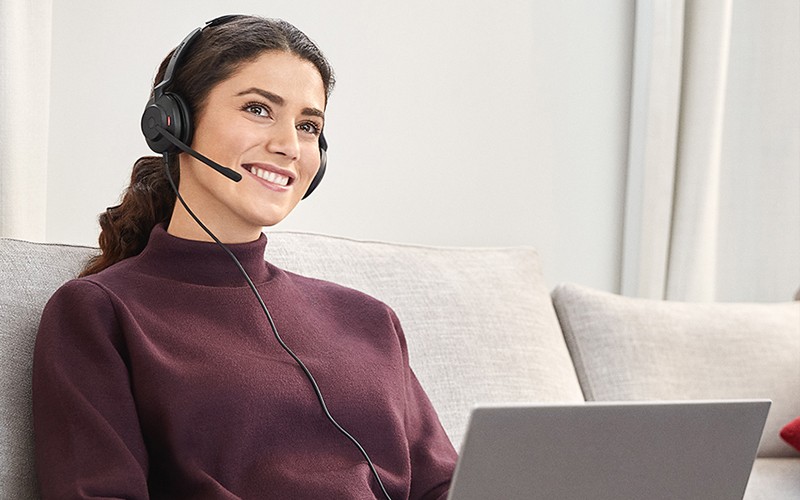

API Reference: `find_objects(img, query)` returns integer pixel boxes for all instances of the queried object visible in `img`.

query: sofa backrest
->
[552,283,800,458]
[0,233,584,498]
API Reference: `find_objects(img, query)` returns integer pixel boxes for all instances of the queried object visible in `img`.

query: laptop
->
[447,400,770,500]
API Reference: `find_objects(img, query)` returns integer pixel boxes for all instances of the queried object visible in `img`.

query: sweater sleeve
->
[32,279,150,499]
[391,312,458,500]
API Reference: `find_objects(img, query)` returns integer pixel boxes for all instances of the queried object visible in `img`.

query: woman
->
[33,15,457,499]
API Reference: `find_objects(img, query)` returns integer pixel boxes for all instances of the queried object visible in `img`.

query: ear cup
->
[141,92,193,154]
[303,133,327,199]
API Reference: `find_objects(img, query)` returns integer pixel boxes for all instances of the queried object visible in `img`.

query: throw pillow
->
[550,283,800,458]
[781,417,800,452]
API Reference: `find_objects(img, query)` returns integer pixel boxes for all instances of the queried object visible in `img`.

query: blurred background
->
[1,0,798,301]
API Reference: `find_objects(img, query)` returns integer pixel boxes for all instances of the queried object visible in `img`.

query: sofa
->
[1,232,798,499]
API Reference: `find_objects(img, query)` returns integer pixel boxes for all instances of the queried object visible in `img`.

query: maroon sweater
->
[32,225,457,499]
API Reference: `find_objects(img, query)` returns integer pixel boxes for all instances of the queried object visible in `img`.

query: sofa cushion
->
[745,458,800,499]
[0,239,95,499]
[265,232,585,448]
[551,283,800,458]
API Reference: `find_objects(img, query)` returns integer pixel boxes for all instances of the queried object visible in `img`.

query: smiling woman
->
[31,15,456,500]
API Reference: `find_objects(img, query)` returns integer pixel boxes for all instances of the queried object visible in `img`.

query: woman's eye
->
[298,122,321,136]
[244,103,270,117]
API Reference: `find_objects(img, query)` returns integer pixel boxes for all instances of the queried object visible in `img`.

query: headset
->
[140,14,327,199]
[139,16,391,500]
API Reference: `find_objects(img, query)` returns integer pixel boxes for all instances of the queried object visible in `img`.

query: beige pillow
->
[551,283,800,457]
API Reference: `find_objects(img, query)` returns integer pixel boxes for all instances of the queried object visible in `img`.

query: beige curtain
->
[621,0,685,300]
[0,0,53,241]
[622,0,800,302]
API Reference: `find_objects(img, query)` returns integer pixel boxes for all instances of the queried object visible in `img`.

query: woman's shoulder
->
[37,277,122,346]
[45,276,117,314]
[66,251,156,297]
[45,254,146,315]
[271,264,395,315]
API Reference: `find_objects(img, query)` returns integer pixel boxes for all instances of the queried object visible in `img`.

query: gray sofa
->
[2,232,798,498]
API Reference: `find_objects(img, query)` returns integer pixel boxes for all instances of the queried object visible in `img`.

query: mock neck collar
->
[135,224,271,287]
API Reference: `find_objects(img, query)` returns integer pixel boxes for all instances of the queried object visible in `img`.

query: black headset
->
[140,15,327,199]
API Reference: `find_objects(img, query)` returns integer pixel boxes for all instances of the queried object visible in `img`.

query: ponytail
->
[79,156,179,277]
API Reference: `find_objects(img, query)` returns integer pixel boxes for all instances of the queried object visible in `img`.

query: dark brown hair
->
[80,16,335,277]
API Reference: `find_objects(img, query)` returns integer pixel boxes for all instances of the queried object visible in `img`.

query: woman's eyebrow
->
[236,87,325,120]
[302,107,325,120]
[237,87,284,105]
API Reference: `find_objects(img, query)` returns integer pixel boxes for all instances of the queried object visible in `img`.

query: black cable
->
[163,154,393,500]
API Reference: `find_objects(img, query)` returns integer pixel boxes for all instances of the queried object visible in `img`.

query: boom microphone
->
[155,124,242,182]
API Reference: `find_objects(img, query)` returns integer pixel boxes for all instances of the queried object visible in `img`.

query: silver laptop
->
[447,400,770,500]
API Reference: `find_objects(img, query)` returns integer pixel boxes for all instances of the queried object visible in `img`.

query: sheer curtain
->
[0,0,53,241]
[622,0,800,302]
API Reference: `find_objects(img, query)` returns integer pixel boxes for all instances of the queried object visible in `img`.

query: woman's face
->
[170,50,326,242]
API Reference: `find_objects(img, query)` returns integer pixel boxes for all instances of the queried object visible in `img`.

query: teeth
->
[248,166,289,186]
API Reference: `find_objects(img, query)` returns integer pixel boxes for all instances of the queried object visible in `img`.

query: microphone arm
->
[155,125,242,182]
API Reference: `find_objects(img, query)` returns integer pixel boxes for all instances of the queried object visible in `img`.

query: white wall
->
[46,0,634,292]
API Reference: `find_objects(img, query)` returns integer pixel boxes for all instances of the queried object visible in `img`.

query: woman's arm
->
[33,280,149,499]
[391,312,458,500]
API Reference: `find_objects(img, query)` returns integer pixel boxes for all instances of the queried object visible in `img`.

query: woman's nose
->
[266,121,299,160]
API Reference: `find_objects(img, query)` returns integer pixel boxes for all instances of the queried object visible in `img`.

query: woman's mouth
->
[244,164,293,187]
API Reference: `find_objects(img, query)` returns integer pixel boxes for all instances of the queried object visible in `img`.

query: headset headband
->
[154,15,241,101]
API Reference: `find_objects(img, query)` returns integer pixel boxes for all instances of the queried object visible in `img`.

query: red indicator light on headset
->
[167,115,172,127]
